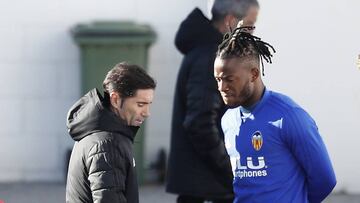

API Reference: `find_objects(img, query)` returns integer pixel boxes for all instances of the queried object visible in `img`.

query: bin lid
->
[72,21,156,45]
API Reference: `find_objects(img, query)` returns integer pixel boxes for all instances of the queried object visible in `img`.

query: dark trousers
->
[177,195,233,203]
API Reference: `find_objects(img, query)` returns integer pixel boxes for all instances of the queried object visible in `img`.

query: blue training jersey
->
[222,89,336,203]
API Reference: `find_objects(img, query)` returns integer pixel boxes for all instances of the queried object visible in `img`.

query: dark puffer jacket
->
[66,89,139,203]
[166,8,233,199]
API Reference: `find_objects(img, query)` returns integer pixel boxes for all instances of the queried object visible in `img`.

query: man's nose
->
[142,106,151,118]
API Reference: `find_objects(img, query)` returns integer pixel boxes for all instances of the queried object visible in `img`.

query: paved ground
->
[0,182,359,203]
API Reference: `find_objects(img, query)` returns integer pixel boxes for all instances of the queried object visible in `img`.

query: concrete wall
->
[0,0,359,194]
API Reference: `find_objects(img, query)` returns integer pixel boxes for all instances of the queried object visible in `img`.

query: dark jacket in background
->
[166,8,234,199]
[66,89,139,203]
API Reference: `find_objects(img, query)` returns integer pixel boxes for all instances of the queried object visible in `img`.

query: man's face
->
[225,5,259,34]
[243,5,259,26]
[242,5,259,33]
[214,57,255,108]
[118,89,154,126]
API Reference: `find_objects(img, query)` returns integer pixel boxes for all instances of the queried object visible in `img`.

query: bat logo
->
[252,131,263,151]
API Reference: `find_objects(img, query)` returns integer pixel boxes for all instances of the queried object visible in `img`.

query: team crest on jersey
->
[252,131,263,151]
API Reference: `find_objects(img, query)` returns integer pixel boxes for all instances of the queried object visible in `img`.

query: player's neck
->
[243,83,265,109]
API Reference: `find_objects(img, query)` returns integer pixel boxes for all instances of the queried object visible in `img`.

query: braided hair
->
[216,21,275,75]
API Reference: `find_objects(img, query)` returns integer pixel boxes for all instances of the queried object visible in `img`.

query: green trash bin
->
[72,21,156,184]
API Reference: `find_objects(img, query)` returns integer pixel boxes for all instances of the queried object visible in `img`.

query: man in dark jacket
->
[166,0,259,202]
[66,62,156,203]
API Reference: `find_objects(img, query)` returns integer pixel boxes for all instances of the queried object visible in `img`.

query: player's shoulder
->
[267,91,302,112]
[268,91,313,122]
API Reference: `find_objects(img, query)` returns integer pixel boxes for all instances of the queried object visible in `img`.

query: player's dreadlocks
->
[216,21,276,75]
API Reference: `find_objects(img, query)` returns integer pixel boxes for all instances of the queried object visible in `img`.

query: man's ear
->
[224,14,238,31]
[110,92,120,110]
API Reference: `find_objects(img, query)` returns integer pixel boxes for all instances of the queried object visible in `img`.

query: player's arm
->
[284,108,336,203]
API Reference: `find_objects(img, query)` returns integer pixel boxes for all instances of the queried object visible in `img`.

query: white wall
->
[256,0,360,193]
[0,0,359,194]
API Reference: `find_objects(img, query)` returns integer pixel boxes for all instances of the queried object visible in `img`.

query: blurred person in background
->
[66,62,156,203]
[166,0,259,203]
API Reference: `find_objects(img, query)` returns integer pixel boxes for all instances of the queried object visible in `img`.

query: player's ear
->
[251,67,260,82]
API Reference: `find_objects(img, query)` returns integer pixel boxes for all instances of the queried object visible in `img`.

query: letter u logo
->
[247,157,265,170]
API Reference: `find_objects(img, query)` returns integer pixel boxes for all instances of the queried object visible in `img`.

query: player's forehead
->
[215,57,253,73]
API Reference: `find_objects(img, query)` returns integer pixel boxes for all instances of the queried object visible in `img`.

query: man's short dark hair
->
[103,62,156,98]
[211,0,259,22]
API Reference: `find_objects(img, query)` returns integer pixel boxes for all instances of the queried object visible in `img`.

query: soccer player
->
[214,23,336,203]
